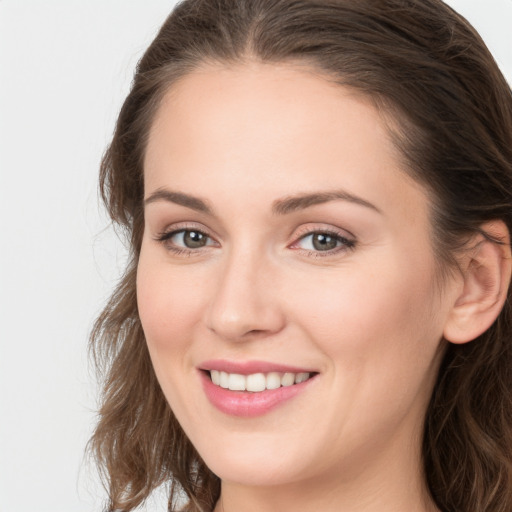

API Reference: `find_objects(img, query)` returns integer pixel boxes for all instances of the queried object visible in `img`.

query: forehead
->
[144,61,429,223]
[146,62,390,170]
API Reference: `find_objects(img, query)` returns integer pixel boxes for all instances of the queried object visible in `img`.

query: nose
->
[204,248,286,342]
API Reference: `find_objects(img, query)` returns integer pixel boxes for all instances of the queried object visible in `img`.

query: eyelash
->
[154,226,356,258]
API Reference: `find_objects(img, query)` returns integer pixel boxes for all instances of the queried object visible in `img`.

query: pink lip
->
[198,361,318,418]
[199,359,315,375]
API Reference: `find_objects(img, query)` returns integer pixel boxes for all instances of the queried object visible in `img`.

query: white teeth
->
[211,370,220,385]
[210,370,312,392]
[295,372,309,384]
[228,373,246,391]
[246,373,266,392]
[281,372,295,387]
[266,372,281,390]
[219,371,229,388]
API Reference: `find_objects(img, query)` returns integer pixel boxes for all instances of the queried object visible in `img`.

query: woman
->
[89,0,512,511]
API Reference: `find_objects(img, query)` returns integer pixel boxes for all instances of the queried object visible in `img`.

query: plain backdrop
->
[0,1,511,511]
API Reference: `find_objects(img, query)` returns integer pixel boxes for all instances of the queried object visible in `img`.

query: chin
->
[194,434,308,487]
[209,459,301,488]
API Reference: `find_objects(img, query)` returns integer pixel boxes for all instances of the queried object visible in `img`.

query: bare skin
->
[137,61,510,512]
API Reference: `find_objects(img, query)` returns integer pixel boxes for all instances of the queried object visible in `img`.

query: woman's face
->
[138,63,458,490]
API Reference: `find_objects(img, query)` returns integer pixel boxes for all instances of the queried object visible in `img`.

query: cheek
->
[286,248,443,383]
[136,249,210,420]
[283,253,444,456]
[136,254,208,352]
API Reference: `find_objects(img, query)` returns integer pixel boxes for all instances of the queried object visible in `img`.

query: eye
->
[156,228,217,254]
[293,230,356,255]
[172,230,210,248]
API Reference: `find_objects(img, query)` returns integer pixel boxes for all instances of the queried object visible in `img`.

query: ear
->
[443,220,512,344]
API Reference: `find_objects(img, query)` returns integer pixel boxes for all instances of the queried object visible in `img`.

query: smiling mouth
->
[206,370,315,393]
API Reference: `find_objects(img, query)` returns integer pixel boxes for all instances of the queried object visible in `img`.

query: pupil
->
[312,233,337,251]
[184,231,206,248]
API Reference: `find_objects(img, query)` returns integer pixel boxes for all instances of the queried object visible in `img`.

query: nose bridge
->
[205,241,284,341]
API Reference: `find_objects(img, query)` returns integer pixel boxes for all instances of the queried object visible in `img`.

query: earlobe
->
[443,221,512,344]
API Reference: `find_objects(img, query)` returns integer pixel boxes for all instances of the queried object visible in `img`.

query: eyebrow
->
[144,189,214,215]
[272,190,381,215]
[144,187,381,215]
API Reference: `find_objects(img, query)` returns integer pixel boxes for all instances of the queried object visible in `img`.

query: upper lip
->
[198,359,317,375]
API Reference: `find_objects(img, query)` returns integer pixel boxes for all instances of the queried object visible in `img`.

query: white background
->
[0,1,510,511]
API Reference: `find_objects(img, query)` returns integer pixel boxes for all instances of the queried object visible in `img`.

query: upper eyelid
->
[156,223,353,240]
[291,223,355,241]
[156,222,217,239]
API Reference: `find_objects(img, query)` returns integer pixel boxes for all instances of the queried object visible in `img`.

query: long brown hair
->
[89,1,512,511]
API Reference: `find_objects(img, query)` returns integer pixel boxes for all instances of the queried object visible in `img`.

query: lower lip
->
[200,371,316,418]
